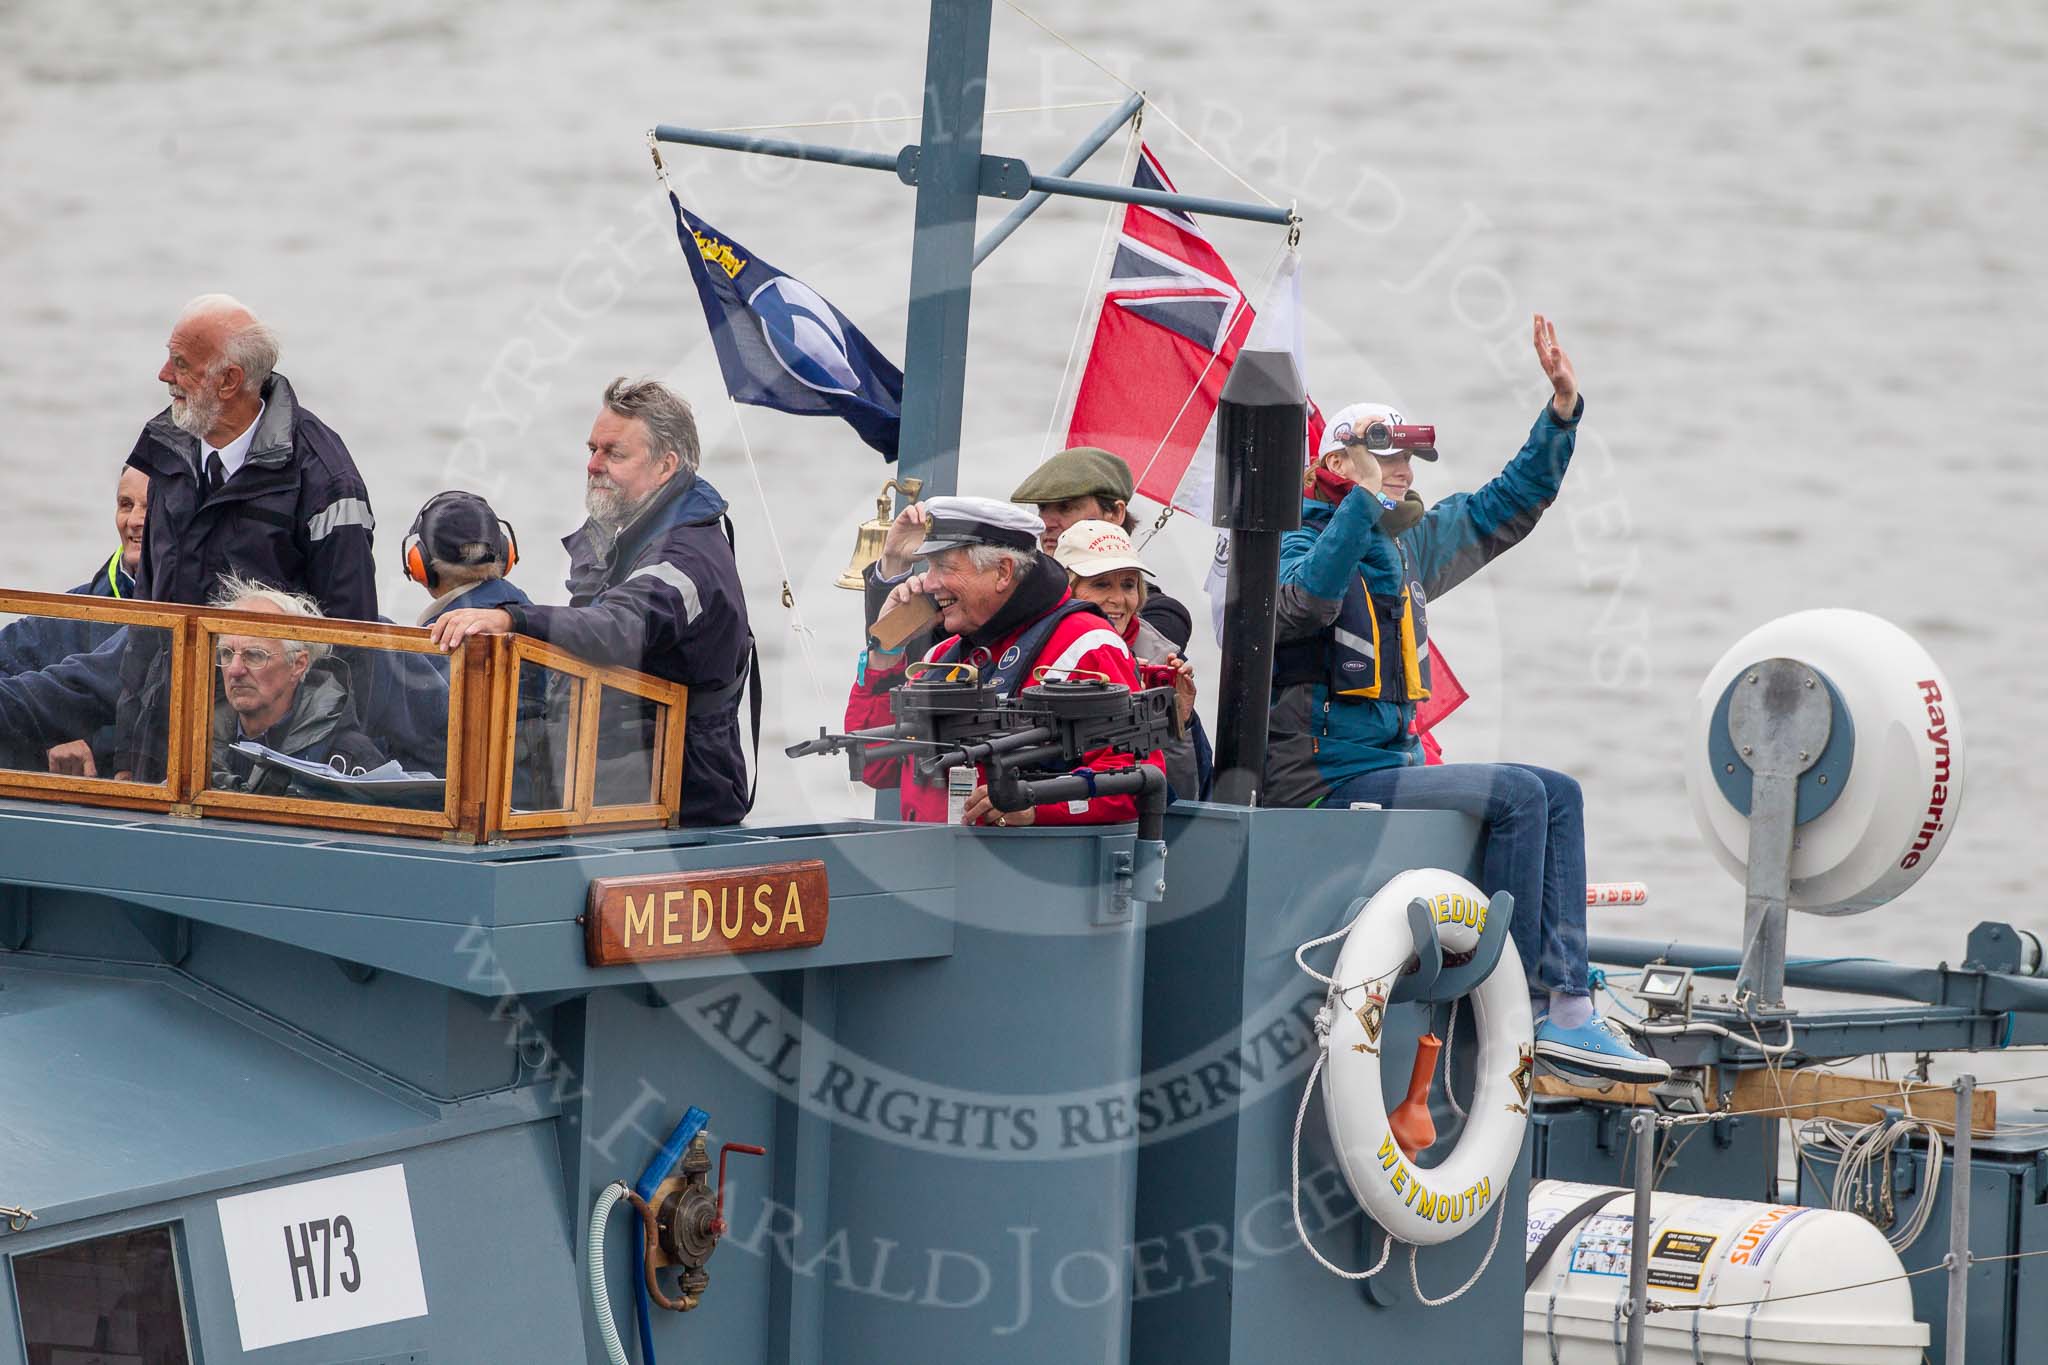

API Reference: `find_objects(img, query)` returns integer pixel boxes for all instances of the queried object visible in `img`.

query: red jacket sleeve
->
[845,649,907,792]
[1027,622,1165,826]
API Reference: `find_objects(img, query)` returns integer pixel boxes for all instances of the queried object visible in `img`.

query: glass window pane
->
[14,1223,193,1364]
[592,685,665,809]
[510,660,579,814]
[0,615,171,784]
[201,634,448,811]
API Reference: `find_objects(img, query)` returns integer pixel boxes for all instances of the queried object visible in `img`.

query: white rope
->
[1408,1191,1510,1306]
[1293,916,1409,1004]
[1288,917,1507,1299]
[1038,117,1142,461]
[1293,922,1354,988]
[1800,1114,1946,1253]
[1289,1035,1504,1297]
[703,100,1122,135]
[1290,1050,1394,1281]
[997,0,1281,211]
[1441,998,1467,1121]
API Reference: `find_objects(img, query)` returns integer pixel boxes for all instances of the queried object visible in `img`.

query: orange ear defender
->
[402,490,519,589]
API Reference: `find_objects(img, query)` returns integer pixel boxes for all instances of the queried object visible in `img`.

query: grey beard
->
[170,387,221,440]
[585,481,664,532]
[584,481,628,527]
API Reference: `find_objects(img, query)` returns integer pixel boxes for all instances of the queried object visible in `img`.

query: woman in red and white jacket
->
[845,495,1163,826]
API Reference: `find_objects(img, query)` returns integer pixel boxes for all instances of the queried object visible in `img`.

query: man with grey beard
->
[132,294,375,616]
[110,294,379,777]
[430,378,755,825]
[0,295,379,780]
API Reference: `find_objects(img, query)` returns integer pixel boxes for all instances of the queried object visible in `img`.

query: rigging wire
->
[702,99,1123,135]
[648,136,832,724]
[997,0,1282,211]
[1039,113,1142,461]
[1649,1258,1954,1316]
[1648,1245,2048,1317]
[990,0,1304,533]
[1752,1018,1841,1207]
[1654,1245,2048,1316]
[1652,1069,2048,1127]
[722,400,831,720]
[1129,238,1290,549]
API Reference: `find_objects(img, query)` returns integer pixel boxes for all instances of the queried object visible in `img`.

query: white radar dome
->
[1685,609,1962,915]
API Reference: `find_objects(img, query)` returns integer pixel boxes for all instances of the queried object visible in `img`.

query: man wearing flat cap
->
[1010,446,1193,651]
[854,447,1194,655]
[845,495,1163,827]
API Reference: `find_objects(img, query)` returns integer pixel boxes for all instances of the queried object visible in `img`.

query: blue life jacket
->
[929,599,1109,696]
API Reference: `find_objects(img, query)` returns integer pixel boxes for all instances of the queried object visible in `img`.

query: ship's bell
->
[835,476,923,589]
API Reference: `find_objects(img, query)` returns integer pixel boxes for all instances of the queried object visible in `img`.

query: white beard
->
[170,383,222,440]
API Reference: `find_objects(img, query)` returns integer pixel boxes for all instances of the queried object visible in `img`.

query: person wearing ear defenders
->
[348,490,537,778]
[403,490,532,624]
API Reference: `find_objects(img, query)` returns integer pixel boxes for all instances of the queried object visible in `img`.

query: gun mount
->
[786,670,1177,840]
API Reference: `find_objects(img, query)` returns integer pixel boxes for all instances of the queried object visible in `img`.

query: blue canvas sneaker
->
[1534,1014,1672,1084]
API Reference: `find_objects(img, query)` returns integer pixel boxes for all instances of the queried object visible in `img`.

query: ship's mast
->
[652,0,1291,501]
[895,0,994,498]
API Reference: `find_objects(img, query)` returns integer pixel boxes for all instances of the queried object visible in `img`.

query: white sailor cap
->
[917,496,1045,554]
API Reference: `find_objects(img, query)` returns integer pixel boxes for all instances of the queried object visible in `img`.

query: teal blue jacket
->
[1262,398,1583,806]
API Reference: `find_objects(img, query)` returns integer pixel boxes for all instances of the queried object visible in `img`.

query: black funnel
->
[1210,348,1305,806]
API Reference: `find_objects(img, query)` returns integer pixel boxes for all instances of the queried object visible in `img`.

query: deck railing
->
[0,589,686,841]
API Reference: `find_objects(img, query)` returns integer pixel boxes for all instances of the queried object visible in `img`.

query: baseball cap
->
[1051,519,1147,579]
[414,489,513,568]
[917,495,1045,554]
[1321,401,1439,462]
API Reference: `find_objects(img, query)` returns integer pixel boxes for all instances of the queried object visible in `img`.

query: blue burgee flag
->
[671,194,904,460]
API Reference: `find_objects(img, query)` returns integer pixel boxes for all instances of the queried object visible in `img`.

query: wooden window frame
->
[186,610,472,838]
[0,592,688,842]
[0,589,191,814]
[485,635,687,840]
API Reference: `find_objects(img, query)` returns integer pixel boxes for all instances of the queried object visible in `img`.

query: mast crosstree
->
[651,0,1294,500]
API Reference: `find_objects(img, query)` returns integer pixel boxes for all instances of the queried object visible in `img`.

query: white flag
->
[1203,249,1317,642]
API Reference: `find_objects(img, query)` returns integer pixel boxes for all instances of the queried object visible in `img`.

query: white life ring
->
[1320,868,1533,1247]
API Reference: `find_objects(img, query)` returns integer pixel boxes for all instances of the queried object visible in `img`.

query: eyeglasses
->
[215,645,281,670]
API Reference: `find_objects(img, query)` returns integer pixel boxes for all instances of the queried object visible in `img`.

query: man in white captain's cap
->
[844,495,1163,827]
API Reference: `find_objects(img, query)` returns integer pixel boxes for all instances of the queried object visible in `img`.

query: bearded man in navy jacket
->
[431,379,754,826]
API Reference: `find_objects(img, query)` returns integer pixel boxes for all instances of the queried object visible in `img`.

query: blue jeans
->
[1327,763,1589,999]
